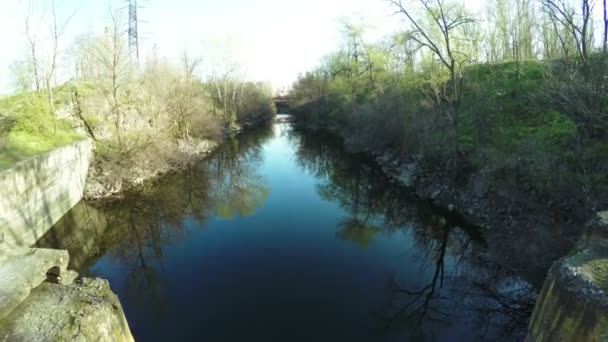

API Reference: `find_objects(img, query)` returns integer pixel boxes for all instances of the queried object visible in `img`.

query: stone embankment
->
[0,140,93,247]
[296,121,583,287]
[0,139,133,341]
[85,116,272,201]
[84,138,218,200]
[295,120,606,339]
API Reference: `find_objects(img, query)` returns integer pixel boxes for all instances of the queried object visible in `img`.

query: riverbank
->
[84,117,273,201]
[294,121,584,288]
[0,118,273,341]
[35,121,536,340]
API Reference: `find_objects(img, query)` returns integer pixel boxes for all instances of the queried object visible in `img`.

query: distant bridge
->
[273,96,292,114]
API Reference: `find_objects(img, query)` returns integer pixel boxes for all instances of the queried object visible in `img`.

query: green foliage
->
[236,82,276,123]
[290,30,608,210]
[0,92,82,169]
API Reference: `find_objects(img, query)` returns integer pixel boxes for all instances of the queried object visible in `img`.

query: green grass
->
[0,91,82,170]
[0,130,83,169]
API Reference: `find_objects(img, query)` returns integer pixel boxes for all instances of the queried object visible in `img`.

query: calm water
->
[38,122,536,341]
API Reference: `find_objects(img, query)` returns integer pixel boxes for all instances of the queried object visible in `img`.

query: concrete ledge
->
[0,140,93,247]
[0,278,134,342]
[0,247,69,320]
[527,211,608,341]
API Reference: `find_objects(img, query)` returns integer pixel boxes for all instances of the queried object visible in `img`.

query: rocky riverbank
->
[295,121,586,287]
[84,138,219,201]
[85,118,272,201]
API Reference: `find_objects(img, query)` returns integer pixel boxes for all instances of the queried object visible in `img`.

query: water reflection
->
[209,130,272,219]
[289,127,535,341]
[38,124,274,306]
[37,122,536,341]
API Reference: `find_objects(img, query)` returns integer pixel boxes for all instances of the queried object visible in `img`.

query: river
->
[37,121,536,341]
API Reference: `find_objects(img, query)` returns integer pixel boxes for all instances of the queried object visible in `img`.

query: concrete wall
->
[527,211,608,341]
[35,201,107,271]
[0,140,93,247]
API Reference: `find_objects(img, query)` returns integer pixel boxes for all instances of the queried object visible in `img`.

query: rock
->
[45,266,62,284]
[63,270,79,285]
[44,267,78,285]
[527,211,608,341]
[470,173,490,198]
[380,152,392,164]
[599,211,608,225]
[448,204,455,212]
[177,138,217,156]
[0,278,134,342]
[395,162,417,187]
[0,247,69,320]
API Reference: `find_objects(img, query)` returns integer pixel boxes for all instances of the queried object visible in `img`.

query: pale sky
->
[0,0,398,94]
[0,0,604,95]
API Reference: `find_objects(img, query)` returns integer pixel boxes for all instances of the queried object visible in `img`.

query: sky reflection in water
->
[38,122,536,341]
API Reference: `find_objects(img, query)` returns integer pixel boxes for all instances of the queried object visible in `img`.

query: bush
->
[0,92,82,168]
[237,82,276,123]
[289,48,608,212]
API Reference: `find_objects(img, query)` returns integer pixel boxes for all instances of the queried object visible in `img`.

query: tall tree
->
[542,0,595,63]
[23,14,41,91]
[92,8,132,149]
[539,11,562,58]
[602,0,608,53]
[203,38,246,128]
[42,1,76,125]
[388,0,476,157]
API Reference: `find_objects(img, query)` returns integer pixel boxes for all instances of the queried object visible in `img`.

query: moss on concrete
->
[582,259,608,295]
[0,278,134,342]
[528,211,608,342]
[0,131,83,170]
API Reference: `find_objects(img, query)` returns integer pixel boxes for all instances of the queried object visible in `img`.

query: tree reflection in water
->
[41,124,275,315]
[208,129,272,220]
[290,126,535,341]
[39,123,536,340]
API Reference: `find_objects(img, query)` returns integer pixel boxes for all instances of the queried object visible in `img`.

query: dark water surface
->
[38,122,536,341]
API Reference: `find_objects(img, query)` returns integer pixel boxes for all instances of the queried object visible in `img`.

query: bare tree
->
[182,50,202,81]
[92,8,132,149]
[338,20,381,93]
[388,0,476,157]
[23,15,41,91]
[40,1,76,128]
[541,0,595,63]
[603,0,608,53]
[202,38,250,128]
[169,51,208,139]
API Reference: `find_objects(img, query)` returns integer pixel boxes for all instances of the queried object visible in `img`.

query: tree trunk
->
[30,45,40,91]
[72,89,97,140]
[603,0,608,53]
[450,64,460,160]
[115,108,123,149]
[46,80,56,133]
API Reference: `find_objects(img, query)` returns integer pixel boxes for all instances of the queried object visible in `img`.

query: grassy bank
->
[0,92,83,169]
[290,54,608,220]
[0,66,276,196]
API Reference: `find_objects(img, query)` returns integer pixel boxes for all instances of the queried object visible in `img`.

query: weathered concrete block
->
[0,140,93,247]
[0,278,134,342]
[0,247,69,320]
[35,201,107,270]
[527,211,608,341]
